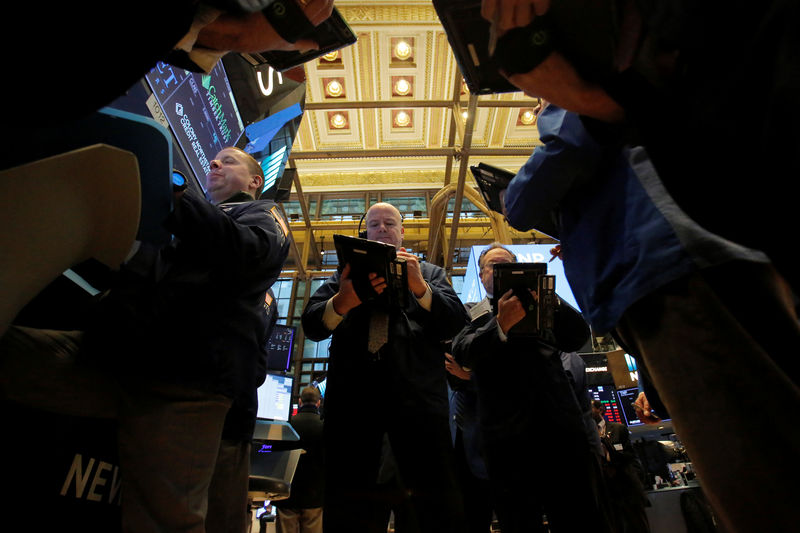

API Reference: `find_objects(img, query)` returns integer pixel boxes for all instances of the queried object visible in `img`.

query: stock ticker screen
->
[145,61,244,189]
[587,385,624,425]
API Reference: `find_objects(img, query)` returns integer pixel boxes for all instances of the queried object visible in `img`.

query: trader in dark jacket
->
[275,385,325,533]
[301,202,470,533]
[1,147,290,532]
[451,243,611,533]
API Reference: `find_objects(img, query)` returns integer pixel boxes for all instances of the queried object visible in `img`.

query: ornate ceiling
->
[282,0,552,277]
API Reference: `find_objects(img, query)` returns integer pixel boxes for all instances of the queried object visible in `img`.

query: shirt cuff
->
[496,321,509,342]
[415,283,433,311]
[322,297,345,331]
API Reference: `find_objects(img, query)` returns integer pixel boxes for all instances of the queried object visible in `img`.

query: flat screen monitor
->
[616,387,644,427]
[616,386,671,427]
[145,61,245,189]
[256,373,294,422]
[265,325,295,372]
[587,385,624,425]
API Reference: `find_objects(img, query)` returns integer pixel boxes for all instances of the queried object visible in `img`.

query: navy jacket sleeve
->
[451,312,503,371]
[301,263,469,343]
[504,105,604,233]
[166,188,288,282]
[452,298,589,370]
[410,263,470,340]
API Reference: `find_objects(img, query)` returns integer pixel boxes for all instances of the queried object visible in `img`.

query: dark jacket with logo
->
[84,189,290,439]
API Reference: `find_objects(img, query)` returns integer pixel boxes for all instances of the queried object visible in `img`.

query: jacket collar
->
[218,191,256,205]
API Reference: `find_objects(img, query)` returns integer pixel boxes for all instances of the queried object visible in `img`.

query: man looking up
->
[301,202,469,533]
[451,243,612,533]
[205,146,264,203]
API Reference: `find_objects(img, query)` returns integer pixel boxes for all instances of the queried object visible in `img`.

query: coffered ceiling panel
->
[291,0,542,185]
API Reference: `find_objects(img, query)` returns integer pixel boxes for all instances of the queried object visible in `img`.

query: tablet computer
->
[470,163,514,214]
[433,0,616,94]
[491,262,556,338]
[433,0,518,94]
[333,234,408,308]
[239,8,357,72]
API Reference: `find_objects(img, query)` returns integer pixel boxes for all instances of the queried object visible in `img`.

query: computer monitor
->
[587,385,623,425]
[616,386,644,427]
[616,386,671,427]
[144,60,245,189]
[256,373,294,422]
[265,325,295,372]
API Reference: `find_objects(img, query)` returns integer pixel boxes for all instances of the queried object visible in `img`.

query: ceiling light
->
[325,79,343,98]
[394,111,411,127]
[395,41,412,60]
[330,113,347,129]
[322,51,339,62]
[394,78,411,96]
[520,109,536,125]
[461,110,469,121]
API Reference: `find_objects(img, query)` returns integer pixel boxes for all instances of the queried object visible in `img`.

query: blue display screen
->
[265,325,295,372]
[145,61,244,189]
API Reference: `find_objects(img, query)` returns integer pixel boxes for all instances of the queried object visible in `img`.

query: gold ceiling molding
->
[338,5,440,25]
[355,33,378,148]
[299,169,446,188]
[424,31,434,94]
[428,108,444,149]
[356,32,374,99]
[433,33,455,101]
[489,107,511,146]
[296,109,315,150]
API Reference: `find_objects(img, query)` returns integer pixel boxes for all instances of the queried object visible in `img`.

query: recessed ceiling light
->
[394,78,411,96]
[330,113,347,129]
[394,111,411,127]
[520,109,536,125]
[395,41,412,60]
[325,79,343,98]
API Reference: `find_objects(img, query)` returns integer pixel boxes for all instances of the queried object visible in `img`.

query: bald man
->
[302,202,470,533]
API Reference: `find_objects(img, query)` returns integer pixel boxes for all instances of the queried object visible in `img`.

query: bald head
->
[365,202,404,248]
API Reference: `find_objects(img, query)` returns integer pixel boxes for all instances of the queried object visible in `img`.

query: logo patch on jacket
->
[270,206,289,241]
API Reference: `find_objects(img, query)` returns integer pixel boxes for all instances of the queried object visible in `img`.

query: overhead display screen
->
[587,385,624,425]
[145,61,245,189]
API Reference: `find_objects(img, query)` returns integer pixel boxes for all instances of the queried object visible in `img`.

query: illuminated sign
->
[257,67,285,96]
[145,62,244,188]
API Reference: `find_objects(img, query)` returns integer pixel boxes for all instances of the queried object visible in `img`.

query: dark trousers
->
[615,0,800,298]
[478,354,612,533]
[322,410,466,533]
[484,433,609,533]
[616,261,800,533]
[453,429,494,533]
